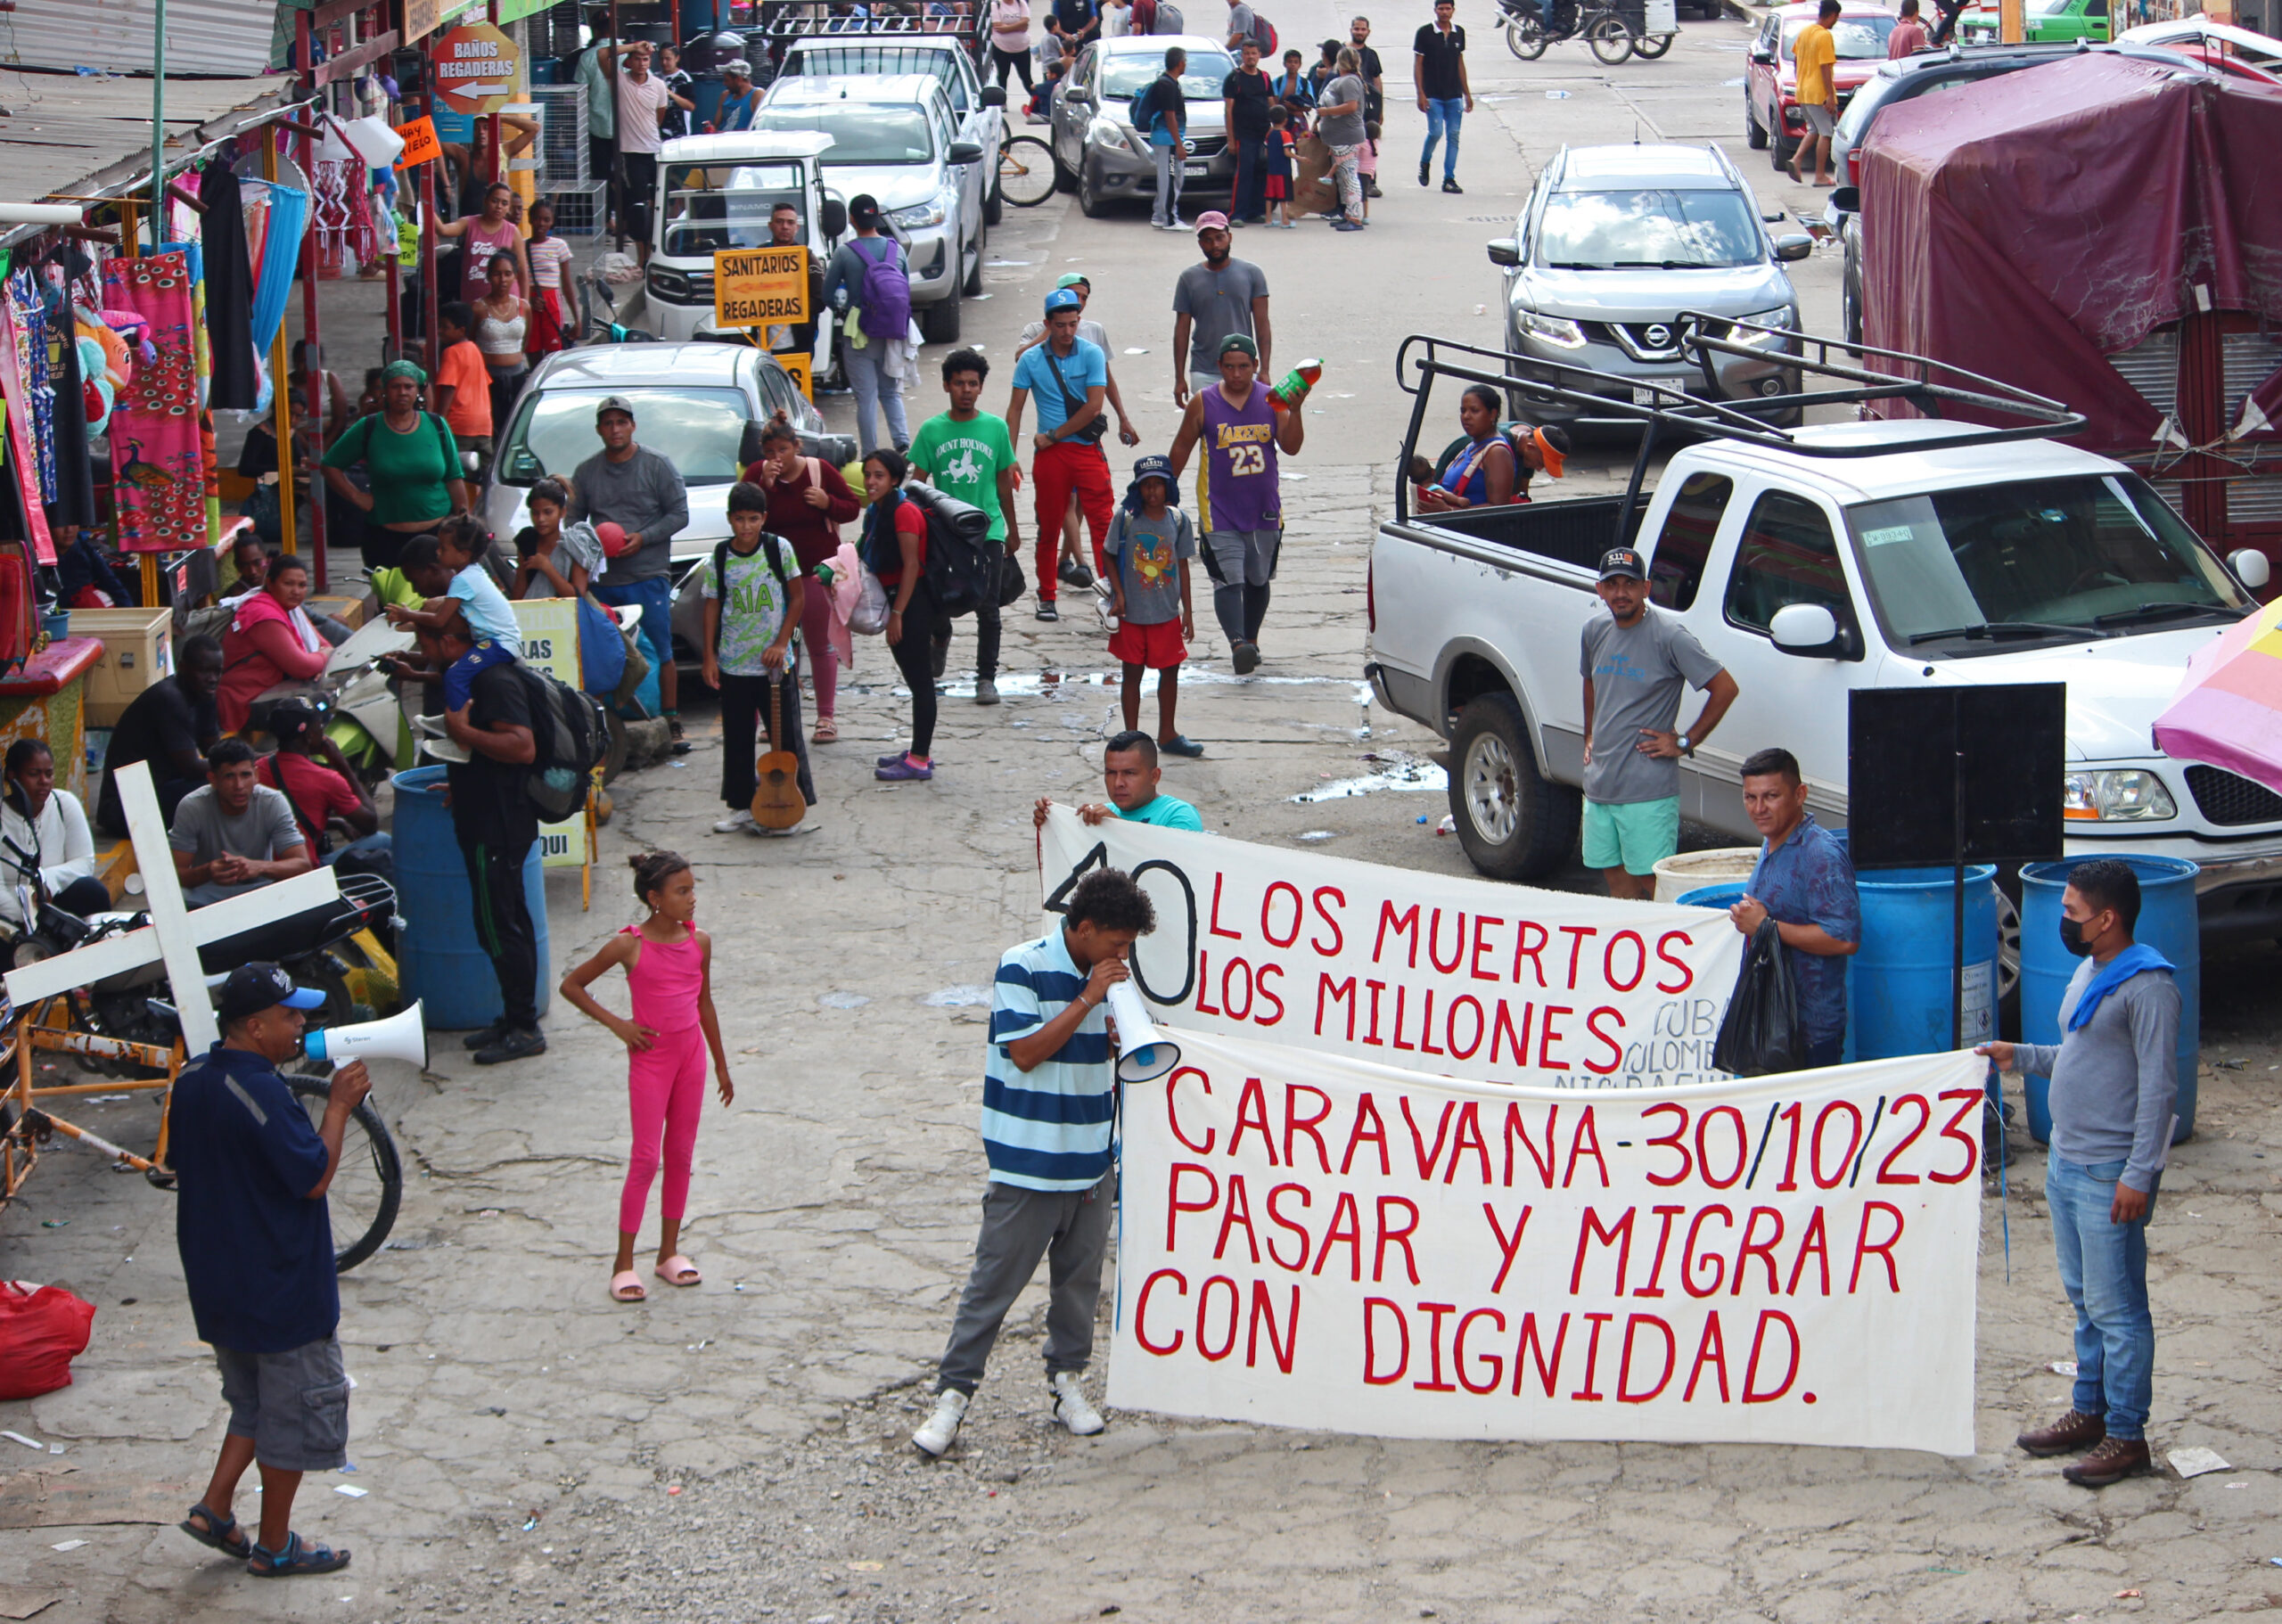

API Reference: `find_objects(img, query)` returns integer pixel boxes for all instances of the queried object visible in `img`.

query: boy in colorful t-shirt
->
[1104,454,1201,759]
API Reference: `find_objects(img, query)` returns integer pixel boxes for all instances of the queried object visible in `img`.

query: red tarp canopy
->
[1859,52,2282,449]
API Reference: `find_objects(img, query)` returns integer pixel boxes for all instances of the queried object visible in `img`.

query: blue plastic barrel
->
[1851,865,1999,1061]
[390,766,551,1030]
[2019,856,2199,1144]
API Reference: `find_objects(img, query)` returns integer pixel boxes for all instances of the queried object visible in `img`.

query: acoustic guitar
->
[751,675,806,831]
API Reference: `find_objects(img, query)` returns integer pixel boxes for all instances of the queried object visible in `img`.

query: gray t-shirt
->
[168,783,304,899]
[2016,958,2181,1193]
[1318,74,1368,146]
[569,446,689,585]
[1172,258,1269,377]
[1104,507,1196,625]
[1578,604,1723,805]
[1227,1,1256,42]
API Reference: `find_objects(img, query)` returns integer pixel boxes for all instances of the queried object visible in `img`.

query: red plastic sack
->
[0,1281,96,1400]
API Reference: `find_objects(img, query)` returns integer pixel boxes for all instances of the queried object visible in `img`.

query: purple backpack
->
[855,236,912,341]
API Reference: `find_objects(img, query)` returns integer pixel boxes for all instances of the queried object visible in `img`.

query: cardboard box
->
[306,593,369,630]
[69,608,173,728]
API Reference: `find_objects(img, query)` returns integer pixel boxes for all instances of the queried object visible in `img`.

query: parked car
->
[2023,0,2110,42]
[1743,1,1898,172]
[483,343,852,659]
[2116,15,2282,79]
[1367,338,2282,942]
[1047,36,1240,217]
[751,72,988,343]
[777,32,1009,223]
[644,129,844,347]
[1484,144,1810,430]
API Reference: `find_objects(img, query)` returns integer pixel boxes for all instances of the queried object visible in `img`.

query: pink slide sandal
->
[655,1256,702,1287]
[610,1271,647,1302]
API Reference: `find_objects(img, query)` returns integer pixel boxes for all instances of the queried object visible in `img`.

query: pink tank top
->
[620,923,702,1031]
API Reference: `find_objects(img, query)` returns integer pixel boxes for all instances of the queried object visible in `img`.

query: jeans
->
[841,340,909,457]
[719,668,816,809]
[1152,142,1185,226]
[1422,96,1465,178]
[1231,132,1268,221]
[1803,1033,1843,1069]
[937,1172,1114,1395]
[936,569,1004,682]
[2047,1150,2155,1440]
[991,44,1035,91]
[886,576,941,759]
[593,576,674,683]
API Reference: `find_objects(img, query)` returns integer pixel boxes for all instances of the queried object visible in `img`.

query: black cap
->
[1598,546,1647,582]
[217,963,327,1023]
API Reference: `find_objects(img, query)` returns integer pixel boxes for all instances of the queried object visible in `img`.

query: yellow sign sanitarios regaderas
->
[712,247,812,329]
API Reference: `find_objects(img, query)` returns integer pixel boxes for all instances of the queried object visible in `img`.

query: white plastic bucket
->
[1653,847,1761,905]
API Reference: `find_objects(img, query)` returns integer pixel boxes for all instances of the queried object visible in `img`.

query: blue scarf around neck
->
[2066,941,2173,1032]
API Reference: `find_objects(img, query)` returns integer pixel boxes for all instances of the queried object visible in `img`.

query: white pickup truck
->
[1366,333,2282,943]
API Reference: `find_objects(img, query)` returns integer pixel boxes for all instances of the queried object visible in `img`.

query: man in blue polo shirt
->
[1033,731,1204,835]
[170,963,372,1579]
[1726,746,1859,1068]
[913,868,1158,1458]
[1007,289,1112,621]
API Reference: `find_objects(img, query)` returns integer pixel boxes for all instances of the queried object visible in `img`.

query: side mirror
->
[1761,208,1786,223]
[1829,185,1860,213]
[981,84,1007,107]
[739,419,767,467]
[1769,603,1844,657]
[1751,46,1775,63]
[2229,546,2272,591]
[1774,233,1813,262]
[948,140,985,165]
[820,196,849,239]
[1486,238,1522,267]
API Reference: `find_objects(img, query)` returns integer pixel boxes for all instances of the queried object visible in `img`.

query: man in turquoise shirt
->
[1033,732,1203,834]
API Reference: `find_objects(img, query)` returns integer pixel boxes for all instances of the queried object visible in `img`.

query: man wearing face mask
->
[1979,859,2179,1490]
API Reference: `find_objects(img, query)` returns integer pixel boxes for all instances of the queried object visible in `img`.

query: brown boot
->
[2016,1408,2105,1457]
[2062,1435,2152,1488]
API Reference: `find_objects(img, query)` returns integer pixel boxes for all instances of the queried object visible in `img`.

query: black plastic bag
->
[1712,919,1807,1077]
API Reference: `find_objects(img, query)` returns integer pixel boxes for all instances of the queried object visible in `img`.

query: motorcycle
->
[1498,0,1638,62]
[581,268,657,344]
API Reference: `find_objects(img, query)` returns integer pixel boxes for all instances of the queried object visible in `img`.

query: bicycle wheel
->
[1588,15,1635,62]
[288,1077,402,1273]
[999,136,1057,208]
[1506,17,1549,58]
[1632,29,1673,57]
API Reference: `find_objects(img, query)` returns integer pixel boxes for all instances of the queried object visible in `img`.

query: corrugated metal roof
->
[0,0,279,79]
[0,70,291,236]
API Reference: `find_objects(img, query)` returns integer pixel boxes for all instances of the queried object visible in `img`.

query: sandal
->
[812,716,839,744]
[655,1255,702,1287]
[247,1530,352,1578]
[178,1504,252,1560]
[610,1270,647,1302]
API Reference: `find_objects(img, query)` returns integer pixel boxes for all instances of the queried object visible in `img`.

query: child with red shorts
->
[1263,105,1296,228]
[1104,455,1203,758]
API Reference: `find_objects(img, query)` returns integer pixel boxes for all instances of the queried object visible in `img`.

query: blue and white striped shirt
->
[982,930,1114,1191]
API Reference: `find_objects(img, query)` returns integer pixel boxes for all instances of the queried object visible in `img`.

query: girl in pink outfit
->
[562,852,733,1302]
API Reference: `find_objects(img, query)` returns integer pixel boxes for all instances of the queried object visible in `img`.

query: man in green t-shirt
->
[907,348,1022,707]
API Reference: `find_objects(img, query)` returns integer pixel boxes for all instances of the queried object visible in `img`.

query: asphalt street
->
[7,8,2282,1623]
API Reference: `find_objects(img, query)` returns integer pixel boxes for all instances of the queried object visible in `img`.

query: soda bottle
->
[1269,358,1324,413]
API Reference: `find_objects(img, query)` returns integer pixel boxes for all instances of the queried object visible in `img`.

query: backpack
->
[853,236,912,343]
[1153,0,1184,32]
[903,484,997,616]
[516,663,610,822]
[1250,11,1276,55]
[707,533,799,652]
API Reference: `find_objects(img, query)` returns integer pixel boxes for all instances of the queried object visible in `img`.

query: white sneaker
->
[1049,1369,1104,1436]
[712,809,755,833]
[912,1388,968,1456]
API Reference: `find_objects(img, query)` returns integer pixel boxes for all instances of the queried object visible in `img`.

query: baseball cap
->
[1123,452,1175,511]
[595,395,636,421]
[1194,210,1231,234]
[1044,288,1083,315]
[1219,332,1258,360]
[721,58,752,77]
[218,962,327,1023]
[1598,546,1647,583]
[1055,272,1090,291]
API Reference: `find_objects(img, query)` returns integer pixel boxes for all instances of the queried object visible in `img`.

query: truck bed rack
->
[1393,320,2089,537]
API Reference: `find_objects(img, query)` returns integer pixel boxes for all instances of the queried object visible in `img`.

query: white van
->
[644,129,847,360]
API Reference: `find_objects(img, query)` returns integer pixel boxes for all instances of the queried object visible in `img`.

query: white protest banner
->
[1111,1029,1984,1454]
[512,598,587,869]
[1038,805,1748,1089]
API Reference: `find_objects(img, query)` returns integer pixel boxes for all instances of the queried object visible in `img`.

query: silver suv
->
[1485,143,1812,429]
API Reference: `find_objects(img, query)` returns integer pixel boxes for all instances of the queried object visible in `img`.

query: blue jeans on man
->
[2047,1149,2155,1440]
[1421,97,1465,181]
[594,576,674,687]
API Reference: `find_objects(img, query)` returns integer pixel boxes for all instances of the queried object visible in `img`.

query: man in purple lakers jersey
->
[1166,333,1305,674]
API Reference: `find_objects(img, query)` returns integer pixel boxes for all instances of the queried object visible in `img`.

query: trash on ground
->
[47,1540,85,1553]
[920,985,991,1007]
[2048,1360,2077,1375]
[2168,1446,2231,1478]
[333,1484,368,1498]
[2,1433,44,1452]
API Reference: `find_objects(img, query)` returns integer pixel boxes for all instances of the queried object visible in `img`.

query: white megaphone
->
[303,1000,429,1069]
[1105,980,1180,1084]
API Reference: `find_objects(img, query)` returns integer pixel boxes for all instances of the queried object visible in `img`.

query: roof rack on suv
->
[1393,319,2086,529]
[753,4,986,52]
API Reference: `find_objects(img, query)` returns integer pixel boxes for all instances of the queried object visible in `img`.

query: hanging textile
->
[157,241,224,547]
[0,299,54,564]
[40,275,95,529]
[4,272,57,508]
[99,251,205,554]
[199,161,259,411]
[243,178,310,354]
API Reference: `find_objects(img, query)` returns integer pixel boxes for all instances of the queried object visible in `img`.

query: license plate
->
[1184,160,1211,176]
[1633,378,1690,403]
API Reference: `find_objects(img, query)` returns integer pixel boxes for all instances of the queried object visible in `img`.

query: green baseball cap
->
[1055,272,1090,290]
